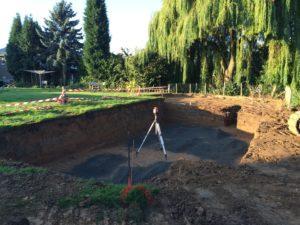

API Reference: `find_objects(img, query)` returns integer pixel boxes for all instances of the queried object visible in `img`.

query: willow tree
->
[146,0,300,93]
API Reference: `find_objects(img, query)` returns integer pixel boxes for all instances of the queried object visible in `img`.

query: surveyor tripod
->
[136,107,168,160]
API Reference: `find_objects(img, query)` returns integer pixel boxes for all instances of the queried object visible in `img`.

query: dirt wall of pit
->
[164,101,261,134]
[0,99,164,165]
[164,103,224,127]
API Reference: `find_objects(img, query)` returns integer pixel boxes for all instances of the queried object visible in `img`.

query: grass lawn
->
[0,88,157,129]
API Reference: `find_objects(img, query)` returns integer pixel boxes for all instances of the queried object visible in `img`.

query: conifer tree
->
[20,16,43,84]
[39,0,83,85]
[83,0,111,79]
[6,14,23,81]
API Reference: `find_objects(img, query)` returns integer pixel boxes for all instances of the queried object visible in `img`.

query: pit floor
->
[46,123,250,184]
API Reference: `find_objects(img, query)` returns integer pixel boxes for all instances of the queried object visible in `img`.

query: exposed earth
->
[45,123,249,184]
[0,94,299,225]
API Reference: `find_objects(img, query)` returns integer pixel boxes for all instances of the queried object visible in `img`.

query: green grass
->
[58,181,159,209]
[59,183,125,208]
[0,165,47,175]
[0,88,157,129]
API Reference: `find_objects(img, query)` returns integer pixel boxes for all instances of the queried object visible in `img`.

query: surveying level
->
[136,107,168,160]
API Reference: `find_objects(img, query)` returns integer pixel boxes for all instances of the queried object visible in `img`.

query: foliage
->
[125,51,174,87]
[84,0,111,78]
[20,16,44,85]
[224,81,240,96]
[81,54,127,88]
[146,0,300,102]
[6,14,23,81]
[39,0,83,86]
[6,15,45,86]
[121,185,155,210]
[291,84,300,109]
[263,40,291,88]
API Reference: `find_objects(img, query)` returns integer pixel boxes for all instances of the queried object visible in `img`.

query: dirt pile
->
[151,160,300,225]
[240,103,300,179]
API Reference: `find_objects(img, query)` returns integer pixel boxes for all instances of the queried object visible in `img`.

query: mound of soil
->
[151,160,300,225]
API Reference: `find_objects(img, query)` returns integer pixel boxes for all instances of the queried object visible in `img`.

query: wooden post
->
[258,85,262,98]
[168,84,171,93]
[285,86,292,109]
[240,84,243,96]
[189,84,192,94]
[204,83,207,95]
[39,74,42,88]
[223,82,226,96]
[271,85,277,98]
[175,83,178,94]
[195,83,198,93]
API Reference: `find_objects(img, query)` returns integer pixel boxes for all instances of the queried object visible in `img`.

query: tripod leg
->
[136,120,155,156]
[155,122,168,160]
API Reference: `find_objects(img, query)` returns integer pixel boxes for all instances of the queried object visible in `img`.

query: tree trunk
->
[225,29,237,82]
[220,58,227,85]
[62,63,67,86]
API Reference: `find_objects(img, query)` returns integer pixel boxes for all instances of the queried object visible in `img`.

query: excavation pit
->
[47,123,250,184]
[0,98,254,184]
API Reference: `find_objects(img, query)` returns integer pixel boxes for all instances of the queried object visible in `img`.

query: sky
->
[0,0,162,53]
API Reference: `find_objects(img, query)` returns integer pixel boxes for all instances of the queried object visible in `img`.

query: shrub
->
[121,185,154,209]
[224,82,240,96]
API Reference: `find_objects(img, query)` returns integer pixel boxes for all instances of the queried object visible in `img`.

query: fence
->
[94,86,168,94]
[87,81,280,98]
[101,83,267,97]
[166,83,275,98]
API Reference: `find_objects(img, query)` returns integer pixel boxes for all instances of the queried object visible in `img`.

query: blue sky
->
[0,0,162,53]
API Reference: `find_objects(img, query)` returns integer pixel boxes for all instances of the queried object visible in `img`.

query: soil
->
[0,99,164,165]
[45,123,249,183]
[0,94,299,225]
[164,95,300,179]
[151,159,300,225]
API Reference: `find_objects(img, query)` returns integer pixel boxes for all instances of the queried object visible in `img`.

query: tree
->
[20,16,43,84]
[146,0,300,94]
[83,0,111,79]
[81,55,126,88]
[6,14,23,82]
[39,0,83,85]
[125,51,174,87]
